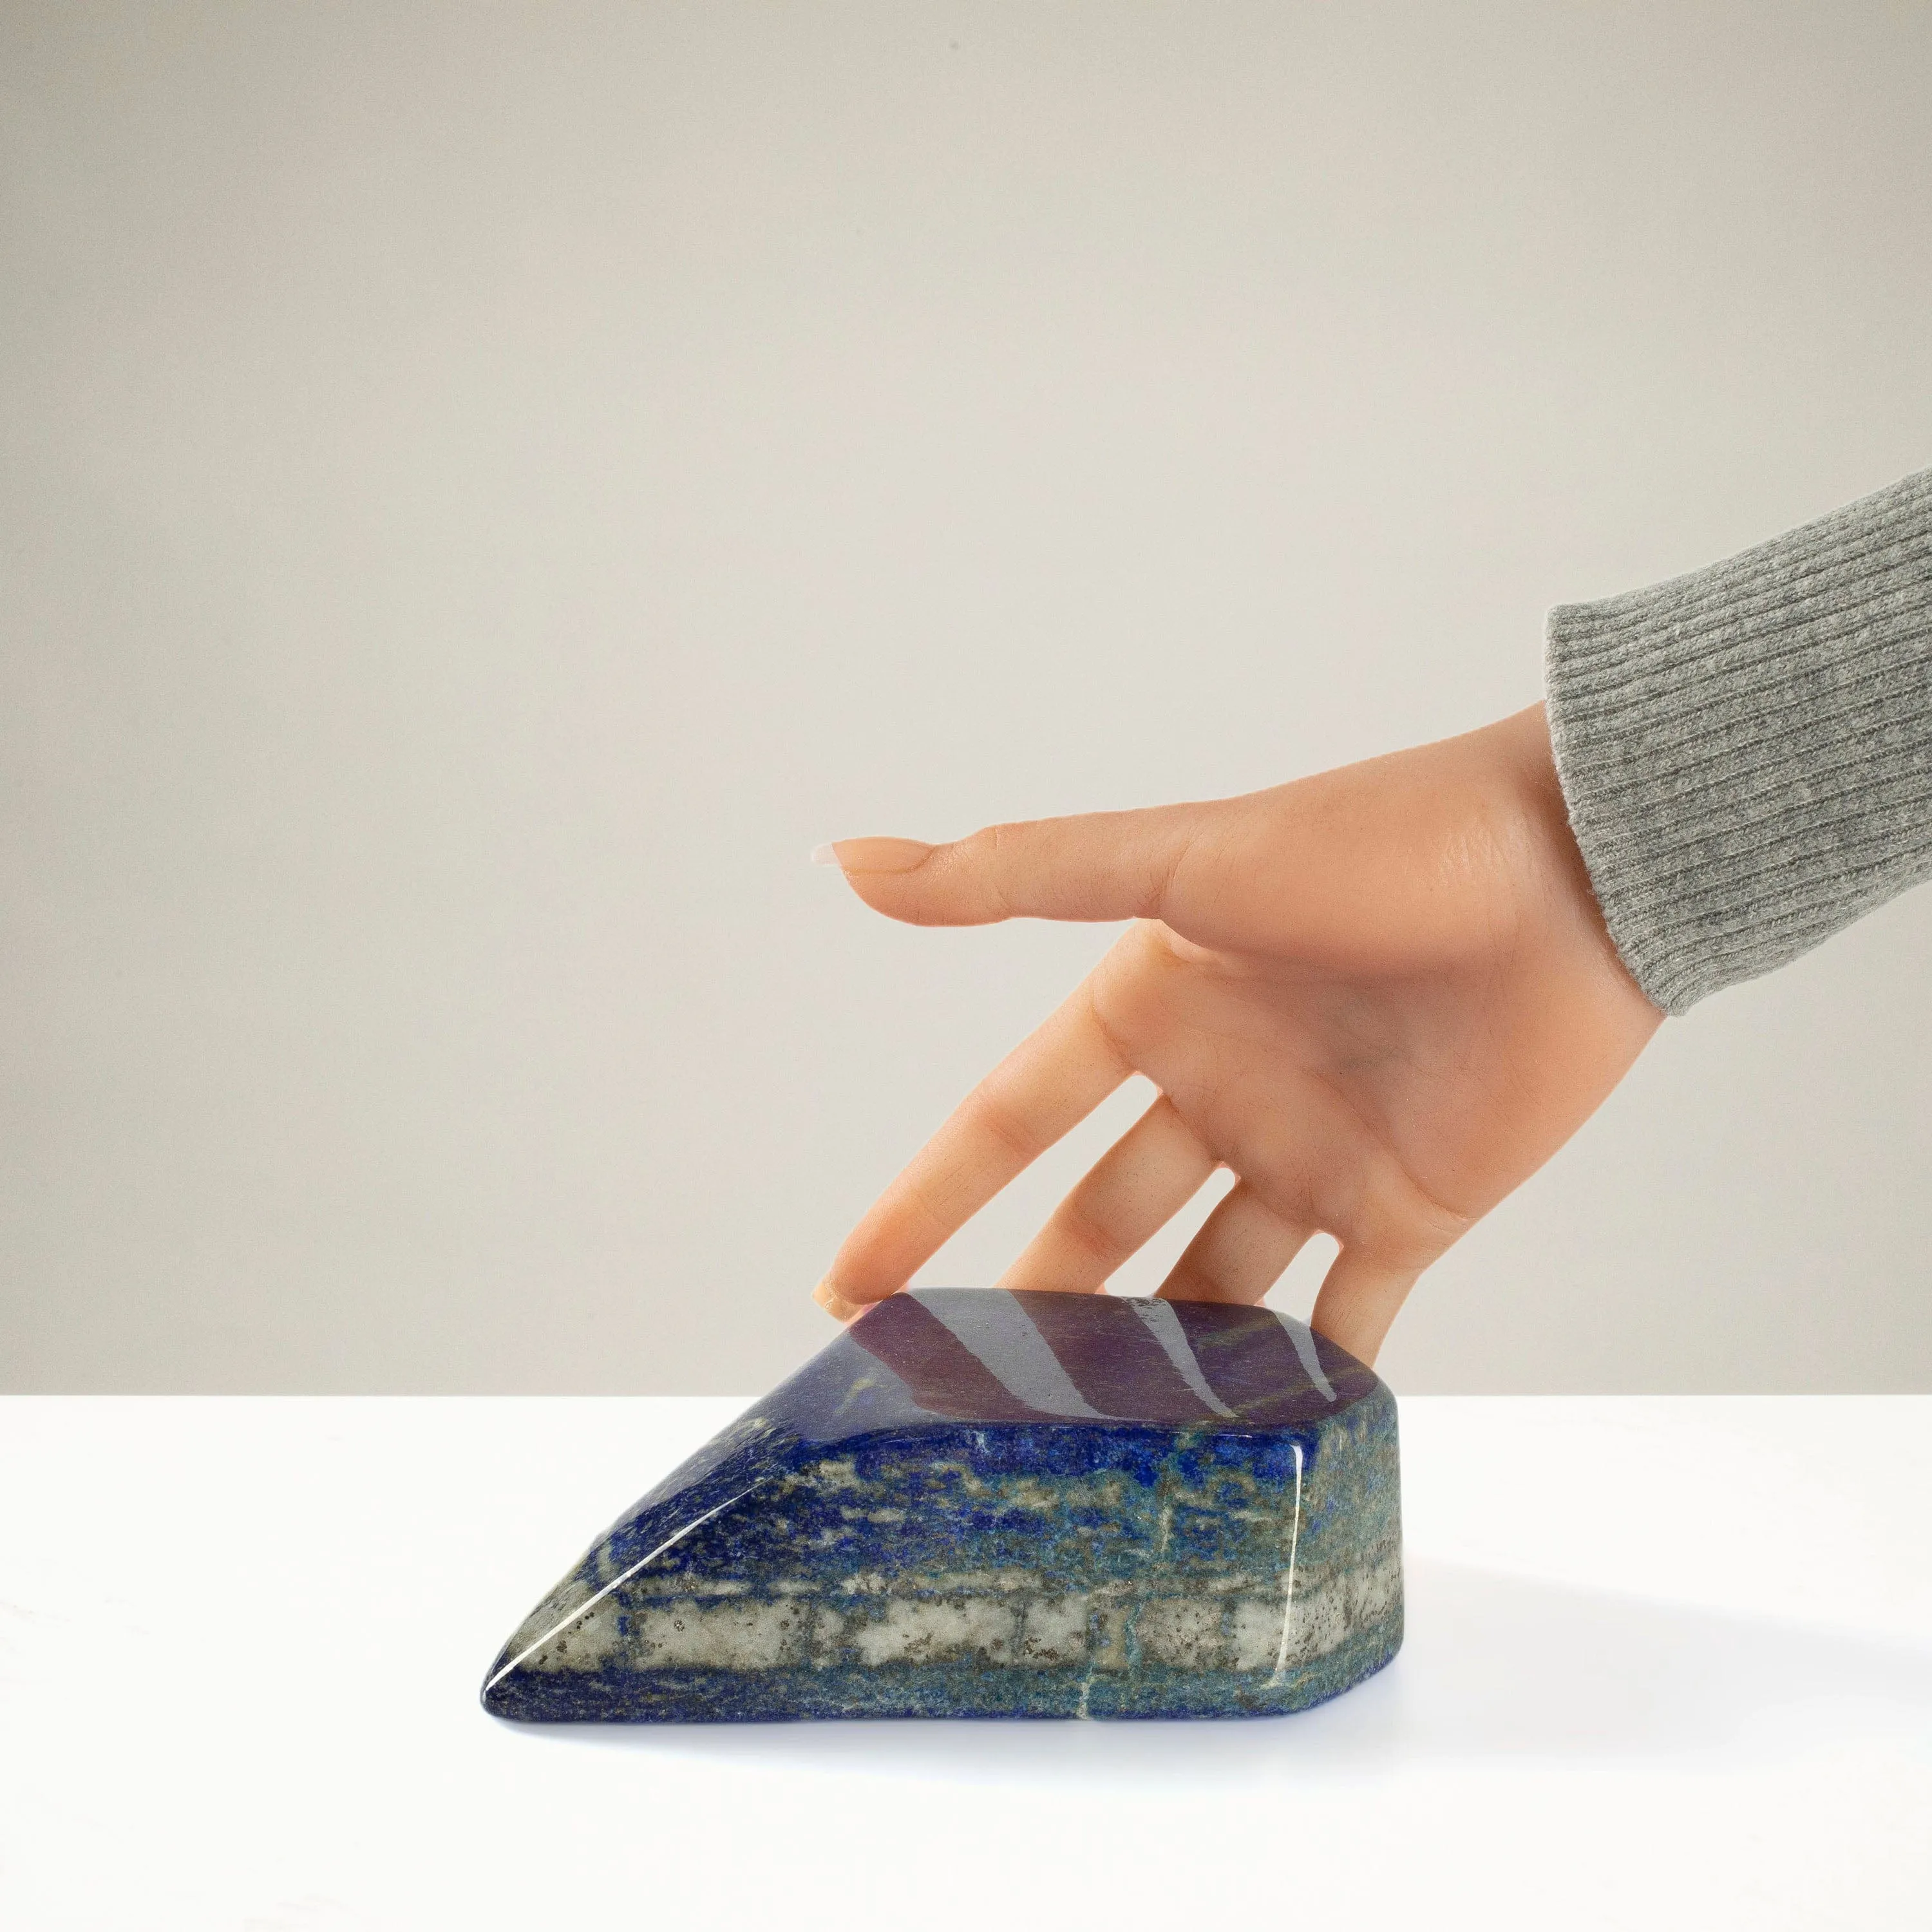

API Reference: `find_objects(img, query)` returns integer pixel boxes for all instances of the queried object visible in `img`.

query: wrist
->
[1499,703,1662,1019]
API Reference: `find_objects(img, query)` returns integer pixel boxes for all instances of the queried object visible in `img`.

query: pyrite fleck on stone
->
[482,1289,1401,1722]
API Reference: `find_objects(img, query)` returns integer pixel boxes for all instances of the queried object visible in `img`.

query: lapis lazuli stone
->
[482,1289,1401,1722]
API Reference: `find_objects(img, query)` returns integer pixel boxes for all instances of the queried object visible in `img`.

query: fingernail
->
[813,1276,868,1323]
[809,838,933,875]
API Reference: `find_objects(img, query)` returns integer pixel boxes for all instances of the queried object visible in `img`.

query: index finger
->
[824,801,1212,928]
[815,978,1132,1316]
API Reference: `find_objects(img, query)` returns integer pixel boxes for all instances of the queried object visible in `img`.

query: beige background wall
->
[5,2,1929,1395]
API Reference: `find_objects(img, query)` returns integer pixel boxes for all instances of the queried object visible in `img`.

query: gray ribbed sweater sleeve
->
[1544,467,1932,1014]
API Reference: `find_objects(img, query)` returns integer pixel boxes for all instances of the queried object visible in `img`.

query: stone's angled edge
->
[481,1290,1401,1723]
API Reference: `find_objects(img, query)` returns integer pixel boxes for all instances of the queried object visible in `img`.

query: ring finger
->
[1156,1179,1310,1305]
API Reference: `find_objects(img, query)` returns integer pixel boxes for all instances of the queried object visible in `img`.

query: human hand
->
[812,705,1661,1365]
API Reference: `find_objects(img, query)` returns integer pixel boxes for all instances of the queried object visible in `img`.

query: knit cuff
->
[1545,467,1932,1014]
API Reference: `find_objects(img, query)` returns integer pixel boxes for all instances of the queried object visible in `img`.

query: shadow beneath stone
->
[512,1560,1932,1789]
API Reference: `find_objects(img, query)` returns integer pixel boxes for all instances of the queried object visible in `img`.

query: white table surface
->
[2,1395,1927,1931]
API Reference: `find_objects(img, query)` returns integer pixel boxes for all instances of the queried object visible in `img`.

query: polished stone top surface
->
[775,1287,1381,1439]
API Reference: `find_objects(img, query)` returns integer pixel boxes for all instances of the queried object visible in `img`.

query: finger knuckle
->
[1053,1195,1126,1269]
[964,1091,1046,1166]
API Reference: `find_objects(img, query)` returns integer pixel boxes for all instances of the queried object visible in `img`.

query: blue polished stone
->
[482,1290,1401,1722]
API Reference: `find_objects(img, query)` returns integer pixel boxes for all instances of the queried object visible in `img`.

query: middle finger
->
[998,1095,1218,1294]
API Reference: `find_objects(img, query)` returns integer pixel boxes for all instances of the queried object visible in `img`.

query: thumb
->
[815,804,1213,927]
